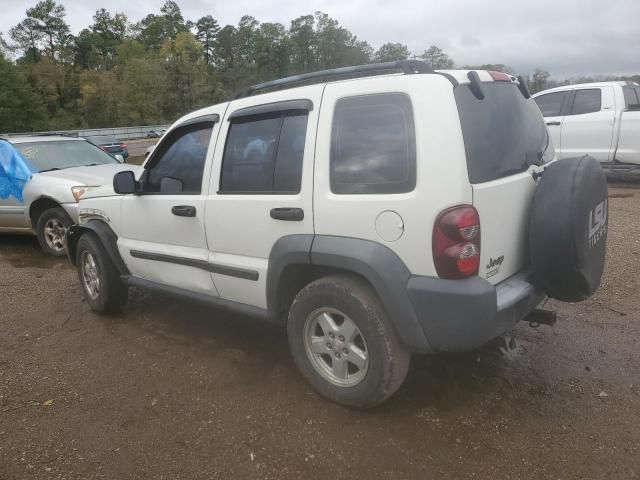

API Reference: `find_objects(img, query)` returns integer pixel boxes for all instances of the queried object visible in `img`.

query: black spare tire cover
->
[530,156,608,302]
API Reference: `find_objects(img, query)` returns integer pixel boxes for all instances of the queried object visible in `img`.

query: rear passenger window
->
[569,89,601,115]
[331,93,416,194]
[220,112,308,193]
[534,92,566,117]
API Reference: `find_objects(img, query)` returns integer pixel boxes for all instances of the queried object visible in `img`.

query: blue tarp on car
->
[0,140,36,203]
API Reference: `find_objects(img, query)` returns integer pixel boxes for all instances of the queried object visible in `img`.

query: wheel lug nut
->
[335,352,341,358]
[328,332,335,339]
[343,348,348,354]
[326,343,332,349]
[339,335,345,341]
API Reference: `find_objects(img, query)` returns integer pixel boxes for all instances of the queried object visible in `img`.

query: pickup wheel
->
[35,207,72,256]
[75,233,128,314]
[287,274,410,408]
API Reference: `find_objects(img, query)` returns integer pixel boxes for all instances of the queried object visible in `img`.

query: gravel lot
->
[1,184,639,479]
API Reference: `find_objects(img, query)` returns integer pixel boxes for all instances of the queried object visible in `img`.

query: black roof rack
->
[233,60,434,99]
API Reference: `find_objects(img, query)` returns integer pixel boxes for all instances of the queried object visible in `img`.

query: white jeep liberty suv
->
[67,61,608,407]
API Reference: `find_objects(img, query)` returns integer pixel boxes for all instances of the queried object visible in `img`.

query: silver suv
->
[0,135,139,255]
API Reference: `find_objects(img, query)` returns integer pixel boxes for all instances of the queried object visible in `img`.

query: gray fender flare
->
[267,234,432,353]
[66,220,129,275]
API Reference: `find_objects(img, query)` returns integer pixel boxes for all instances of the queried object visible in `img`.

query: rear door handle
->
[171,205,196,217]
[546,121,561,126]
[270,207,304,221]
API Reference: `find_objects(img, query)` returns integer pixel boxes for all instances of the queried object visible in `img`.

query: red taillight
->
[119,143,126,149]
[432,205,481,279]
[488,71,512,82]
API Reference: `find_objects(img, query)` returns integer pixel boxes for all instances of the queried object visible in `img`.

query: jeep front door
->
[117,115,221,296]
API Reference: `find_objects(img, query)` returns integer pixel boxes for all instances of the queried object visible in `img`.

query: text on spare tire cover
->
[589,199,607,248]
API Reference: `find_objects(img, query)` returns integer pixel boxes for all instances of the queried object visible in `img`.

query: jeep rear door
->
[203,86,322,309]
[455,80,553,284]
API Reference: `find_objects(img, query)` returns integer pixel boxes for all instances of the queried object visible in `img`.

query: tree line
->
[1,0,638,133]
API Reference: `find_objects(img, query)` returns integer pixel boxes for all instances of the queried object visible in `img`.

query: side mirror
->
[114,154,125,163]
[113,171,137,194]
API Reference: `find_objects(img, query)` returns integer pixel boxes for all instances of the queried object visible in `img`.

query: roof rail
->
[233,60,434,99]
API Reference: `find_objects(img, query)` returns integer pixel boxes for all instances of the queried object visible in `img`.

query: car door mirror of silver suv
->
[113,171,138,195]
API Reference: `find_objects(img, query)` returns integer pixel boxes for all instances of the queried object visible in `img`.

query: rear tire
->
[287,274,410,408]
[75,233,128,314]
[36,207,72,256]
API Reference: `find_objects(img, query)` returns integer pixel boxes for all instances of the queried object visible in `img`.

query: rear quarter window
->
[330,93,416,194]
[455,82,551,184]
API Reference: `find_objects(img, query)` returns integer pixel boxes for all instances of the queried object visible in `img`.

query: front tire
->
[287,275,410,408]
[36,207,72,256]
[75,233,128,314]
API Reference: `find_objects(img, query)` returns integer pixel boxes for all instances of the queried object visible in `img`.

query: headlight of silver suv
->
[71,186,97,202]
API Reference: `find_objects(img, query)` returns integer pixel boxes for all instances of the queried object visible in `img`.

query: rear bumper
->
[407,269,544,352]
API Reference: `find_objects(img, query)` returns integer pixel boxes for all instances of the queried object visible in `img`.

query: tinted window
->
[331,94,416,194]
[455,82,551,184]
[14,140,118,172]
[569,89,601,115]
[534,92,566,117]
[273,115,307,192]
[623,86,639,108]
[145,124,212,194]
[220,112,308,193]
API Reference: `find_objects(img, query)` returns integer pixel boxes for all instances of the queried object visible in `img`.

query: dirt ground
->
[1,185,639,480]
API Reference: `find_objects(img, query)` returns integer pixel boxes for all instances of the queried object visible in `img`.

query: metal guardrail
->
[1,124,170,141]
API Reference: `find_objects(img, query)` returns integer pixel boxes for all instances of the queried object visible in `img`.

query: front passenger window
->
[145,124,213,194]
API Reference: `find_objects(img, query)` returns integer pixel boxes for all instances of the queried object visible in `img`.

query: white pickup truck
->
[533,81,640,174]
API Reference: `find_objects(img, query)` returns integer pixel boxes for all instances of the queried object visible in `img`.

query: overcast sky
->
[1,0,638,78]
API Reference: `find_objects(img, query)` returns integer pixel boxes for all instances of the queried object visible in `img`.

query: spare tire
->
[530,156,608,302]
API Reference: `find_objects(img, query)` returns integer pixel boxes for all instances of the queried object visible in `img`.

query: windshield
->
[13,140,119,172]
[455,82,553,184]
